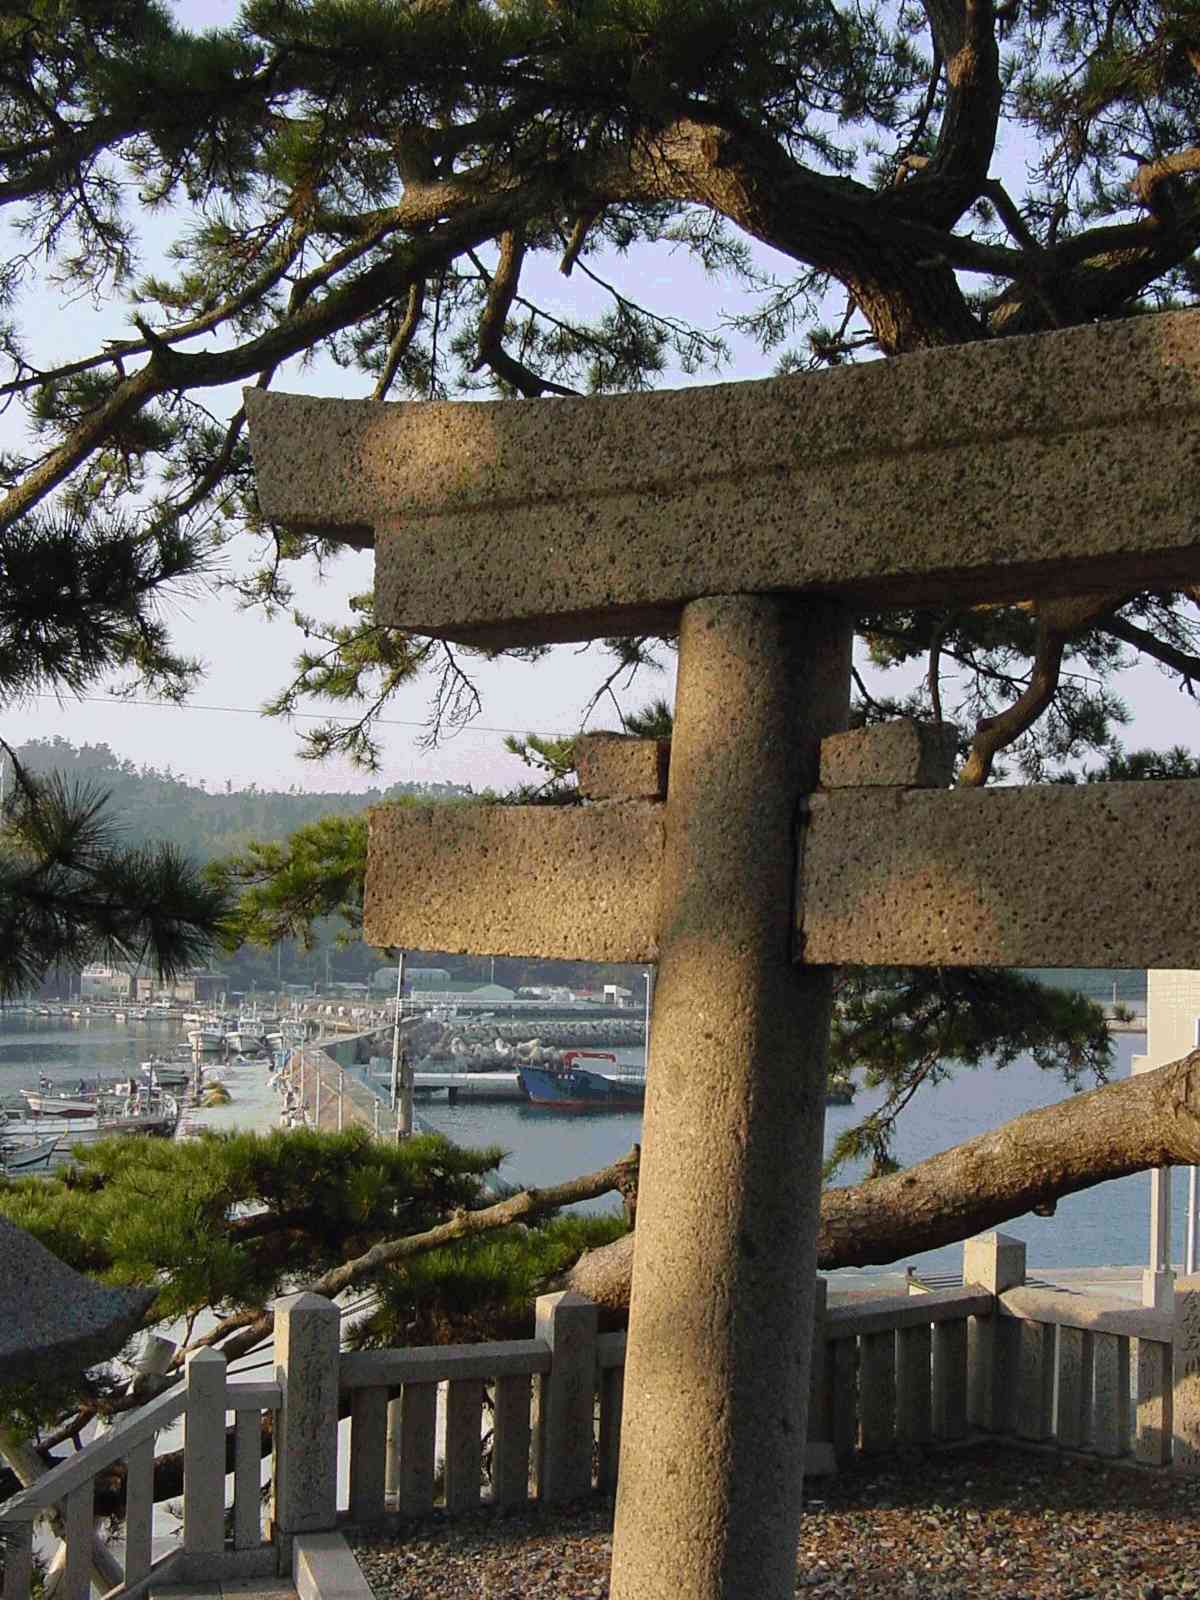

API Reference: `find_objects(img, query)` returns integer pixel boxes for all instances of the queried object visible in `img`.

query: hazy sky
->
[3,2,1197,794]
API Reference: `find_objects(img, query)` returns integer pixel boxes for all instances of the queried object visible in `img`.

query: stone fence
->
[0,1231,1194,1600]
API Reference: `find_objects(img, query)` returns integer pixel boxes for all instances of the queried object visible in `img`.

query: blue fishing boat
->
[517,1050,645,1110]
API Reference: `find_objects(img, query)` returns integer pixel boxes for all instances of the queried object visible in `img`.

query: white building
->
[80,963,134,999]
[603,983,634,1006]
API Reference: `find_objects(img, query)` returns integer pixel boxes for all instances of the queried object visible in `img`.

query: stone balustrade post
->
[272,1292,341,1544]
[963,1233,1025,1433]
[184,1348,227,1556]
[535,1291,599,1504]
[805,1278,834,1475]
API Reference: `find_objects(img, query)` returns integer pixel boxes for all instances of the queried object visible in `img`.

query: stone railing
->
[339,1293,625,1522]
[0,1352,279,1600]
[812,1280,990,1466]
[812,1233,1177,1470]
[4,1235,1199,1600]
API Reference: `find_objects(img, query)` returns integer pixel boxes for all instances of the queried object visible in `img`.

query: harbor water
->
[0,1015,1178,1280]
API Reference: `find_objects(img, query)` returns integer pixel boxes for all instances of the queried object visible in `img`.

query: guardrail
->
[5,1234,1200,1600]
[0,1356,279,1600]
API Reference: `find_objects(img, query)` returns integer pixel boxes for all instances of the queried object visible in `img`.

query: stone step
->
[151,1581,296,1600]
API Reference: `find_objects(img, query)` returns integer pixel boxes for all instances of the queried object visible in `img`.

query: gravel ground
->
[348,1442,1200,1600]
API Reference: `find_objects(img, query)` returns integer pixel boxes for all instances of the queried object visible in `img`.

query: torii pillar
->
[245,309,1200,1600]
[611,593,850,1596]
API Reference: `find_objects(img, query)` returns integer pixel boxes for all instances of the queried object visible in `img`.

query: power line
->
[24,691,577,741]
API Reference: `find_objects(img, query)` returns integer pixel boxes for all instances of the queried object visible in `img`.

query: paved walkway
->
[826,1262,1151,1304]
[152,1579,296,1600]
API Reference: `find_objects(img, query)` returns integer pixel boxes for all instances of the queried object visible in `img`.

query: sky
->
[2,3,1198,795]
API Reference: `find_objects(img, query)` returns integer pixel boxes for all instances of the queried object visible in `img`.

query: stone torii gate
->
[245,310,1200,1600]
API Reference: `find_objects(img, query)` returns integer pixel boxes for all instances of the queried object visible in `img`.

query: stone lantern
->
[0,1216,155,1384]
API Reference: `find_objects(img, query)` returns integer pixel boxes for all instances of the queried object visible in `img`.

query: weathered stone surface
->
[1135,1336,1173,1466]
[798,778,1200,968]
[1055,1325,1087,1450]
[610,596,852,1600]
[272,1293,340,1537]
[245,313,1200,647]
[0,1215,154,1382]
[534,1292,599,1505]
[575,733,670,800]
[1089,1330,1130,1456]
[964,1234,1025,1434]
[183,1349,227,1556]
[820,720,957,789]
[363,800,663,961]
[1173,1275,1200,1470]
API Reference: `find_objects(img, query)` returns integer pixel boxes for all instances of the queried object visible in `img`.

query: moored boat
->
[518,1050,645,1110]
[141,1058,190,1089]
[1,1132,61,1171]
[22,1090,97,1117]
[186,1026,226,1051]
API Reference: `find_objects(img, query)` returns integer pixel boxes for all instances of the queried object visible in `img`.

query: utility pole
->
[391,954,413,1135]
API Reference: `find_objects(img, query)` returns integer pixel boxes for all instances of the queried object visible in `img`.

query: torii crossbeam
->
[246,311,1200,1600]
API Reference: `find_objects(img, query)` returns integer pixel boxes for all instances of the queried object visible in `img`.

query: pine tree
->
[0,507,227,993]
[3,0,1200,770]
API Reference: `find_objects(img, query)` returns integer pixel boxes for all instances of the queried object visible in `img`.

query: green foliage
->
[0,1126,504,1322]
[622,698,674,738]
[1084,745,1200,782]
[210,813,371,950]
[0,763,229,998]
[826,968,1113,1178]
[356,1212,629,1344]
[501,731,581,802]
[0,509,203,706]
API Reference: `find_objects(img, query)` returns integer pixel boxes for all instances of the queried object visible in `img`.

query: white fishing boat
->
[7,1090,179,1142]
[186,1026,226,1051]
[22,1089,97,1117]
[225,1028,265,1052]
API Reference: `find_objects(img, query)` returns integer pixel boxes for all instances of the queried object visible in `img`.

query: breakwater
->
[421,1016,645,1070]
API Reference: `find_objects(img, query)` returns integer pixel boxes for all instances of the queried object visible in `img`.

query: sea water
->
[0,1015,1174,1279]
[412,1034,1166,1278]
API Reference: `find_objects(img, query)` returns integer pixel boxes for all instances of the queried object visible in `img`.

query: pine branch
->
[179,1147,641,1366]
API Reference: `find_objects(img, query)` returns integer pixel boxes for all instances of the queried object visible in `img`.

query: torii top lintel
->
[244,311,1200,649]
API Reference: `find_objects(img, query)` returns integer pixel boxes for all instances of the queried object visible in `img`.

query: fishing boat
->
[186,1026,226,1052]
[226,1028,266,1053]
[22,1089,97,1117]
[140,1058,191,1089]
[517,1050,645,1110]
[1,1132,60,1171]
[8,1091,179,1141]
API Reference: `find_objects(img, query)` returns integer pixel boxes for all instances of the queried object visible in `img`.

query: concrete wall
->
[1145,970,1200,1069]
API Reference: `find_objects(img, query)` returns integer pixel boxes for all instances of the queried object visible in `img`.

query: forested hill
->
[11,738,471,862]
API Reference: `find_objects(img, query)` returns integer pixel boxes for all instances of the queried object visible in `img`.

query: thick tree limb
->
[471,230,579,397]
[957,592,1122,786]
[0,183,570,533]
[894,0,1002,228]
[1103,613,1200,689]
[566,1050,1200,1309]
